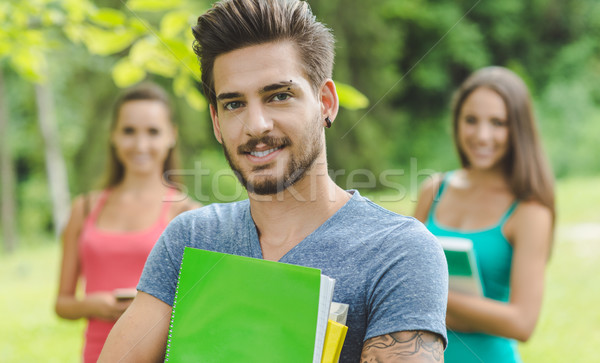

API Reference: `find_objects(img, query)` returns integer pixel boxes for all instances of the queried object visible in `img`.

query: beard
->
[221,117,324,195]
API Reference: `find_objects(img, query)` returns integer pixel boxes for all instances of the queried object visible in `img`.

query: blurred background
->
[1,0,599,361]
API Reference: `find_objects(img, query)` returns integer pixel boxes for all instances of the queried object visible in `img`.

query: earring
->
[325,116,332,128]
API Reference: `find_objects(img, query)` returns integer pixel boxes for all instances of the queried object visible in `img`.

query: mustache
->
[237,136,292,154]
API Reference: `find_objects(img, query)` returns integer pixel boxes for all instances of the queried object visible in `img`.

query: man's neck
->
[248,173,351,261]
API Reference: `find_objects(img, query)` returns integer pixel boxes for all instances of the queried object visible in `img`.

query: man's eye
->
[273,93,290,102]
[224,101,242,111]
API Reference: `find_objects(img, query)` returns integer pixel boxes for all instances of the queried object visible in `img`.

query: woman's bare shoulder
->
[514,199,553,224]
[413,172,446,222]
[168,190,202,219]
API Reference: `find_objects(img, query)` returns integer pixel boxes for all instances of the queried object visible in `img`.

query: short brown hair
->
[104,82,181,188]
[451,66,555,216]
[192,0,335,108]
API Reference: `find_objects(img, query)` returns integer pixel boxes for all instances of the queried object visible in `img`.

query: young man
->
[99,0,448,362]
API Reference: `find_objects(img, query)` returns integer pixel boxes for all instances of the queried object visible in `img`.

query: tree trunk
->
[0,69,18,252]
[35,82,70,237]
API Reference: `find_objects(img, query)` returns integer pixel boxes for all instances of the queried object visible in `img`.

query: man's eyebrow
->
[217,81,297,101]
[259,81,296,94]
[216,92,242,101]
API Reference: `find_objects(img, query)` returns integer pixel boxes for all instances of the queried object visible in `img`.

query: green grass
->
[0,240,85,362]
[555,175,600,224]
[1,176,599,362]
[519,233,600,361]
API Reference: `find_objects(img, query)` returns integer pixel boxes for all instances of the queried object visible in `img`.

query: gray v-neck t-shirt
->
[138,190,448,362]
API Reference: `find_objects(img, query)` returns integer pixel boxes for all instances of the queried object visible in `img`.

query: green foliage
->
[62,1,207,110]
[66,0,368,111]
[0,2,51,82]
[79,25,142,55]
[3,0,600,239]
[311,0,600,181]
[128,0,184,12]
[335,82,370,110]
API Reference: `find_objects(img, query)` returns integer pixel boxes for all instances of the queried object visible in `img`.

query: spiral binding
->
[164,251,186,362]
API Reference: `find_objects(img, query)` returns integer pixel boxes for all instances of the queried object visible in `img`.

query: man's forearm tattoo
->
[361,331,444,362]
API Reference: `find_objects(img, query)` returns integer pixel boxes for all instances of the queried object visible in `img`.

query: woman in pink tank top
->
[55,83,201,362]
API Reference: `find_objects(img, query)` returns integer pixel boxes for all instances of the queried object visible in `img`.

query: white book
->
[313,275,336,363]
[437,237,483,297]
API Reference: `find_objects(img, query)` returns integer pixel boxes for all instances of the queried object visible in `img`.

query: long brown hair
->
[192,0,335,109]
[103,82,181,188]
[451,66,555,218]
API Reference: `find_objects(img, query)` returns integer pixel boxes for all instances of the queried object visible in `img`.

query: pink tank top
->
[78,188,175,362]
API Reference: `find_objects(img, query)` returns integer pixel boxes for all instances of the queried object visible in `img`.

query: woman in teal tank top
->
[414,67,555,363]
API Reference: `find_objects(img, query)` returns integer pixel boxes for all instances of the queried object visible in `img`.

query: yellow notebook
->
[321,319,348,363]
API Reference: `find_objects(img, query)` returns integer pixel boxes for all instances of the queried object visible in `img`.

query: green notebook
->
[437,237,483,296]
[165,247,335,363]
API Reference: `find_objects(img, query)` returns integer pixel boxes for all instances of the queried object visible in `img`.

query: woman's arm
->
[55,195,130,321]
[446,201,553,341]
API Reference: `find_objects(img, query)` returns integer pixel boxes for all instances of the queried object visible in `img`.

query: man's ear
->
[210,104,223,144]
[320,79,339,126]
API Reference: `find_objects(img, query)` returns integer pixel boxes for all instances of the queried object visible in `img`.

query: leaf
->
[162,38,190,61]
[335,82,369,110]
[89,8,126,28]
[41,9,66,27]
[173,72,191,96]
[162,38,200,80]
[0,42,10,57]
[129,37,181,78]
[112,57,146,87]
[12,7,29,28]
[128,18,148,33]
[184,87,207,111]
[63,0,96,23]
[62,24,84,43]
[160,11,190,38]
[0,3,8,24]
[129,37,155,65]
[127,0,183,12]
[81,25,139,55]
[10,48,46,82]
[145,57,178,78]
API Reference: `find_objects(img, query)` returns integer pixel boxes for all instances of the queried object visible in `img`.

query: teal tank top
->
[426,173,522,363]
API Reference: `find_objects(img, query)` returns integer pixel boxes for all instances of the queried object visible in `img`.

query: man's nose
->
[244,103,273,137]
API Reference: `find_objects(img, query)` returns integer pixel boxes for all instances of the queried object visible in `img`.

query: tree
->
[0,68,18,252]
[0,0,80,238]
[34,82,71,235]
